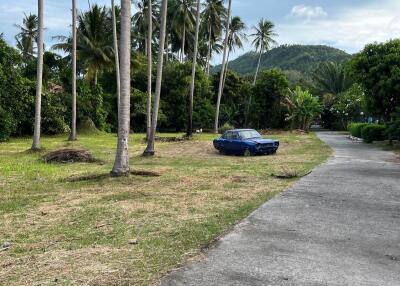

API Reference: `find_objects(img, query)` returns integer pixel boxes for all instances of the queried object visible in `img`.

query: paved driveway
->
[161,132,400,286]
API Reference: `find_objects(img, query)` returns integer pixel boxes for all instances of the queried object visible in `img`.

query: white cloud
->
[290,5,327,19]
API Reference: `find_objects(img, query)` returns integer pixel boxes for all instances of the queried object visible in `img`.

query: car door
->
[229,132,243,154]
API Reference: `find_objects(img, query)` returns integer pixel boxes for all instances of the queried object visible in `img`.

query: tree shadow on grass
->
[65,170,161,183]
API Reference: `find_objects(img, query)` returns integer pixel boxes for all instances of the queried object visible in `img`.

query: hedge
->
[361,124,387,143]
[348,123,369,138]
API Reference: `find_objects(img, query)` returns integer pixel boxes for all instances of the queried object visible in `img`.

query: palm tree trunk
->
[186,0,201,137]
[32,0,44,150]
[253,44,263,85]
[111,0,121,113]
[222,50,230,92]
[143,0,168,156]
[69,0,77,141]
[206,25,212,75]
[165,29,169,62]
[94,69,98,86]
[213,0,232,134]
[146,0,153,140]
[111,0,131,176]
[181,24,186,62]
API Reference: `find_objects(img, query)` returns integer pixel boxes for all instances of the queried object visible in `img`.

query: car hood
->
[246,138,278,144]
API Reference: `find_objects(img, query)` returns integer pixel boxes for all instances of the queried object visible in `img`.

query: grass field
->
[0,132,331,286]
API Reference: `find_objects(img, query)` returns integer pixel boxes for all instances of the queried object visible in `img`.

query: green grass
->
[0,131,331,285]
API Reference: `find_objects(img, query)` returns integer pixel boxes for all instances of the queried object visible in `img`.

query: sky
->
[1,0,400,64]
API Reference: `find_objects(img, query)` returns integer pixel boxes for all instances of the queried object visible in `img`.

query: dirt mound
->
[153,136,192,143]
[42,149,99,164]
[77,117,100,134]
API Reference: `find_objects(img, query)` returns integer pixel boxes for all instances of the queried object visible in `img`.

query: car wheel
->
[219,150,225,155]
[243,148,252,157]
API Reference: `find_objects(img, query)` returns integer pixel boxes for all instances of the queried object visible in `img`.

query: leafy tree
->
[312,61,351,95]
[249,69,289,129]
[282,86,322,131]
[349,39,400,121]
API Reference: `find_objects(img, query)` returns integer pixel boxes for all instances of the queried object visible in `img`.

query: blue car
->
[213,129,279,156]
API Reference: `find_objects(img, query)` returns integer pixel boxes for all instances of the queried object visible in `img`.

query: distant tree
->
[249,69,288,129]
[251,19,277,85]
[349,39,400,121]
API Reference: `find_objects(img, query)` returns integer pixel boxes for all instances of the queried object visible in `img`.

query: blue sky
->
[1,0,399,64]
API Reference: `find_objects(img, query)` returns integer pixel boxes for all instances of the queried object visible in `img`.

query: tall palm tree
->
[53,5,112,86]
[111,0,131,176]
[143,0,168,156]
[14,13,39,61]
[213,0,231,134]
[32,0,44,150]
[222,16,246,90]
[146,0,153,140]
[111,0,120,111]
[251,18,277,85]
[170,0,196,62]
[187,0,201,137]
[201,0,226,75]
[132,0,159,54]
[69,0,77,141]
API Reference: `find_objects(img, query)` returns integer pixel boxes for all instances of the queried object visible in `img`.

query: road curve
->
[161,132,400,286]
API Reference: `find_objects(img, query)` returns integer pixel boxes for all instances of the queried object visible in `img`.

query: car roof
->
[226,129,257,132]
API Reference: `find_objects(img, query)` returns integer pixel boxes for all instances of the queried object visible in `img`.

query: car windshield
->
[239,130,261,139]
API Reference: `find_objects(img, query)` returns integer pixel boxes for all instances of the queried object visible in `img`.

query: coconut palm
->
[69,0,77,141]
[111,0,120,112]
[143,0,168,156]
[187,0,201,137]
[213,0,232,134]
[201,0,226,75]
[111,0,131,176]
[132,0,159,54]
[170,0,196,62]
[222,16,246,90]
[53,5,112,86]
[14,13,39,61]
[32,0,44,150]
[251,19,277,85]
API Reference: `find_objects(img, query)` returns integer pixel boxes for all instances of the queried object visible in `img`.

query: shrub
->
[361,124,386,143]
[219,123,234,134]
[0,106,15,142]
[386,108,400,141]
[348,123,369,138]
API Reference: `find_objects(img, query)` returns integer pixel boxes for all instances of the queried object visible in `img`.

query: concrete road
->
[161,132,400,286]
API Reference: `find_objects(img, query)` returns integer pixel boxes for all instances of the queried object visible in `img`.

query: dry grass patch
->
[0,132,331,286]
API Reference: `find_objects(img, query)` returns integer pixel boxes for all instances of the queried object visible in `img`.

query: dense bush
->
[249,69,289,129]
[0,106,15,142]
[386,108,400,141]
[219,123,235,134]
[348,123,369,138]
[361,124,386,143]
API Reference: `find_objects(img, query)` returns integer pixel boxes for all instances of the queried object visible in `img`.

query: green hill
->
[212,45,352,78]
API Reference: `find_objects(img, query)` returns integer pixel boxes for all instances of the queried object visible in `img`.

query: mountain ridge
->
[212,44,352,78]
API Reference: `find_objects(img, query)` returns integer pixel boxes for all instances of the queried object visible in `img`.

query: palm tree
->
[222,16,246,90]
[187,0,201,137]
[111,0,131,176]
[32,0,44,150]
[143,0,168,156]
[53,5,112,86]
[146,0,153,140]
[213,0,232,134]
[201,0,226,75]
[312,62,352,95]
[14,13,39,61]
[69,0,77,141]
[170,0,196,62]
[251,19,277,85]
[111,0,121,112]
[132,0,159,54]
